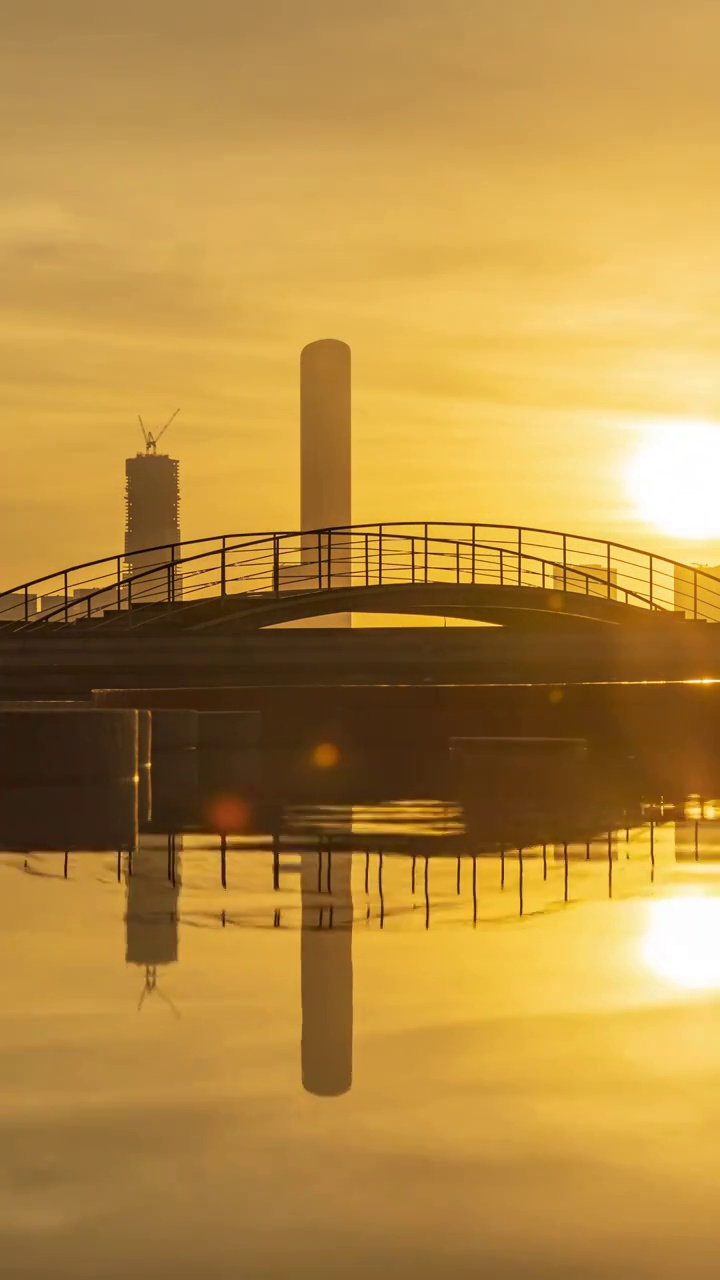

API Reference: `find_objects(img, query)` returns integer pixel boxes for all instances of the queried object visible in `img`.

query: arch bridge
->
[1,522,718,633]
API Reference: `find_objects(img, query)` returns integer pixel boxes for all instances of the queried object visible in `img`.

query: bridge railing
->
[3,523,720,628]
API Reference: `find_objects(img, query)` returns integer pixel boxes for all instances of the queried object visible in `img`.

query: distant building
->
[73,586,121,619]
[673,564,720,620]
[0,592,37,623]
[552,563,618,600]
[125,452,181,603]
[37,589,117,622]
[39,594,75,619]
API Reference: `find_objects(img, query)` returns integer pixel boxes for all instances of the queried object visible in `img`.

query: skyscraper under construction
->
[125,411,181,601]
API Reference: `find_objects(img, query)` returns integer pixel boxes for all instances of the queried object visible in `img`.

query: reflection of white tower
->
[301,849,353,1096]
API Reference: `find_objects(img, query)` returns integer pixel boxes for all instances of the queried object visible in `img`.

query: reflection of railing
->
[13,815,720,925]
[3,522,720,628]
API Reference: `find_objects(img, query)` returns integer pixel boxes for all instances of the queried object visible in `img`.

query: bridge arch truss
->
[1,522,719,631]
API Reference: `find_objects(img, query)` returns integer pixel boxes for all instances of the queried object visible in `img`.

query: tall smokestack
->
[300,339,351,534]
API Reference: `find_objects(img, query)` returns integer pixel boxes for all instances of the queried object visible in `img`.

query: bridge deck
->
[10,582,696,634]
[1,621,720,701]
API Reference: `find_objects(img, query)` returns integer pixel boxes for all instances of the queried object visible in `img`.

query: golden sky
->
[2,1,720,585]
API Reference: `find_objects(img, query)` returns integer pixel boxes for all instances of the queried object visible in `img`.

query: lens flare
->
[312,743,340,769]
[208,795,251,833]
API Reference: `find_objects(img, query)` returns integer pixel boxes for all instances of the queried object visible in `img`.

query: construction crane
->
[137,965,181,1017]
[138,408,180,455]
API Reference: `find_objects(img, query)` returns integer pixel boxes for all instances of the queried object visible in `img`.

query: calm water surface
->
[3,798,720,1277]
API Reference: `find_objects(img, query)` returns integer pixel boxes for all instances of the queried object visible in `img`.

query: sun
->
[625,420,720,539]
[642,896,720,991]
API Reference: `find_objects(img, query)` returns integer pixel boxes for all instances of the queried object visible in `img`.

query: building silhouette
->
[125,450,181,602]
[0,592,37,622]
[674,563,720,620]
[552,563,618,599]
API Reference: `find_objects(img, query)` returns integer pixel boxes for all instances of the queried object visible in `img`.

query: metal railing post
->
[317,532,322,589]
[167,563,173,603]
[365,533,369,587]
[220,538,227,597]
[471,525,476,585]
[499,548,504,586]
[128,577,132,611]
[24,585,29,624]
[63,570,69,623]
[424,523,429,583]
[694,569,698,620]
[411,538,416,585]
[169,543,175,604]
[649,557,653,611]
[562,533,567,591]
[273,535,280,593]
[518,528,522,586]
[606,543,612,599]
[456,541,460,584]
[378,526,383,585]
[328,529,332,588]
[117,557,122,611]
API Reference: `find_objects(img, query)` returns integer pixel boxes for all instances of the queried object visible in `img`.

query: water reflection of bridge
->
[129,813,718,917]
[16,811,720,931]
[7,810,720,1100]
[12,808,720,911]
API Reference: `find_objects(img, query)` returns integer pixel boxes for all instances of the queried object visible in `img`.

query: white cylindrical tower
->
[300,339,351,535]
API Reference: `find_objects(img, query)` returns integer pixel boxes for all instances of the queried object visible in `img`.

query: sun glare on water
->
[643,897,720,990]
[626,420,720,539]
